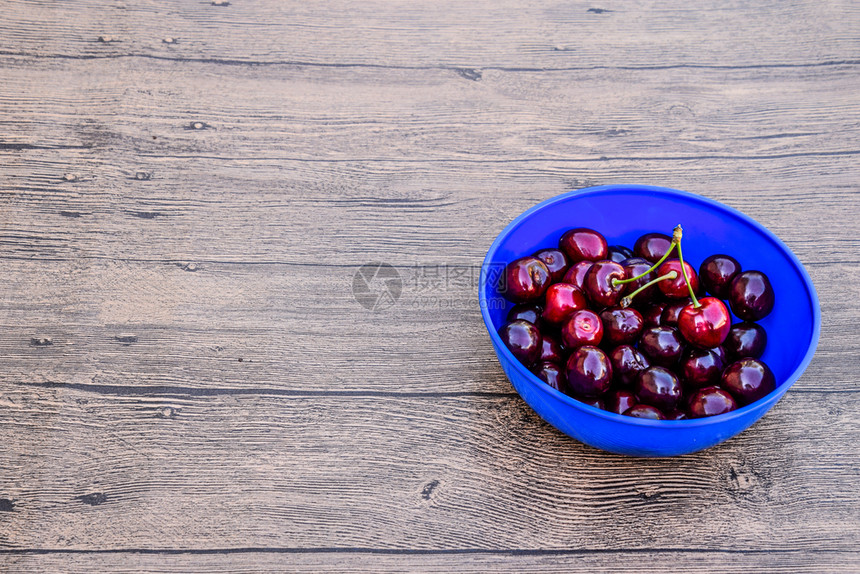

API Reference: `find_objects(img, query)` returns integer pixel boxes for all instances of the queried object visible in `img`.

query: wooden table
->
[1,1,857,572]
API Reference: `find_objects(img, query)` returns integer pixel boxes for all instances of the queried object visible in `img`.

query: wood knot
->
[0,499,14,511]
[186,121,211,130]
[76,492,107,506]
[134,171,152,180]
[114,334,138,344]
[97,35,119,43]
[162,37,178,44]
[30,337,53,347]
[62,173,78,182]
[158,406,178,418]
[454,68,482,82]
[421,480,439,500]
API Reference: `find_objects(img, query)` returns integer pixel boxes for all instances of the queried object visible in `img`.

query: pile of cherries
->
[497,225,776,420]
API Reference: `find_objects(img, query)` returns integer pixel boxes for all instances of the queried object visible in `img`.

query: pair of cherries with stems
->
[614,225,731,349]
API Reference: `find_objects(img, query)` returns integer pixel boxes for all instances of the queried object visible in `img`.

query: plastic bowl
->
[479,184,820,457]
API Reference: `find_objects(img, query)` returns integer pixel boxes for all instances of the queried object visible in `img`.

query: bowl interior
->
[482,185,819,399]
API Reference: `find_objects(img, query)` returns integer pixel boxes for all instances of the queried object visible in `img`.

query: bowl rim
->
[479,184,821,428]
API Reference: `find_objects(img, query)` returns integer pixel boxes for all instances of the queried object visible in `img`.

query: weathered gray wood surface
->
[0,1,858,572]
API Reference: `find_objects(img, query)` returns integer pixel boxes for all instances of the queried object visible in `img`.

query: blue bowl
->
[479,184,820,457]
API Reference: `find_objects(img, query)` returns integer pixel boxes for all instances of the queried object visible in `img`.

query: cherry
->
[507,303,543,326]
[724,322,767,360]
[678,297,731,349]
[623,404,665,420]
[687,386,738,418]
[599,307,644,346]
[641,302,668,328]
[665,409,688,420]
[539,333,565,364]
[542,283,588,325]
[559,228,608,262]
[657,260,699,299]
[566,346,613,396]
[561,309,603,349]
[620,257,660,305]
[721,358,776,406]
[634,232,673,263]
[607,245,634,263]
[608,344,650,386]
[636,366,682,411]
[699,254,741,299]
[729,271,775,321]
[501,257,551,303]
[576,396,606,410]
[660,299,691,327]
[607,390,637,414]
[583,260,626,307]
[533,361,567,393]
[534,248,570,283]
[561,260,594,291]
[638,326,685,367]
[498,320,542,366]
[679,347,724,389]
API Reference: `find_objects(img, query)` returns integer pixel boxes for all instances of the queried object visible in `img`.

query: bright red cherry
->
[699,254,741,299]
[559,228,608,262]
[688,386,737,418]
[561,260,594,291]
[561,309,603,349]
[721,358,776,406]
[623,404,665,420]
[677,297,731,349]
[729,271,775,321]
[583,260,625,307]
[566,345,613,397]
[500,257,551,303]
[657,260,699,299]
[498,320,542,366]
[542,283,588,325]
[634,232,673,263]
[534,248,570,283]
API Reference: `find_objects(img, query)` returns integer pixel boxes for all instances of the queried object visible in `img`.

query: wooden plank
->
[0,0,857,69]
[0,389,859,552]
[4,549,860,574]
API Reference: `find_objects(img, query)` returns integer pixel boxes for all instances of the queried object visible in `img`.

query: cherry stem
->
[619,271,678,308]
[674,224,701,308]
[611,240,679,287]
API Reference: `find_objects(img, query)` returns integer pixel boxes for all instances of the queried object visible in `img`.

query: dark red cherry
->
[539,333,565,364]
[677,297,731,349]
[638,326,685,367]
[679,347,725,389]
[576,396,606,409]
[688,386,737,418]
[722,358,776,406]
[500,257,551,303]
[634,232,673,263]
[561,260,594,291]
[507,303,543,326]
[607,390,637,414]
[620,257,659,305]
[724,322,767,360]
[566,345,613,397]
[542,283,588,325]
[559,228,608,262]
[533,361,567,393]
[498,320,542,366]
[534,248,570,283]
[599,307,644,346]
[583,260,625,307]
[729,271,775,321]
[623,404,665,420]
[665,409,688,420]
[607,245,634,263]
[660,299,691,327]
[636,366,682,412]
[608,345,650,387]
[657,260,699,299]
[641,302,668,328]
[699,254,741,299]
[561,309,603,349]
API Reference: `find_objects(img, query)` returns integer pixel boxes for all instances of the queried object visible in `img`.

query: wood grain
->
[0,0,858,571]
